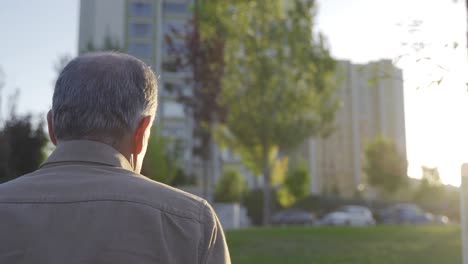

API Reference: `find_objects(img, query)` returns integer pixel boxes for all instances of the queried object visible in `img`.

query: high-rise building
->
[305,60,407,197]
[78,0,194,169]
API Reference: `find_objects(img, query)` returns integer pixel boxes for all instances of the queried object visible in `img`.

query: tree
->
[0,116,48,183]
[220,0,338,225]
[414,166,445,204]
[214,169,246,203]
[277,165,311,207]
[242,188,281,226]
[164,1,229,198]
[0,91,48,183]
[363,136,407,196]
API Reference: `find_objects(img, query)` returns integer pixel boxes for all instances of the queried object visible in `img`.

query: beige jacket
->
[0,140,230,264]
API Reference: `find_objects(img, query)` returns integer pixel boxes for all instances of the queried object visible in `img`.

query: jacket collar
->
[40,140,134,171]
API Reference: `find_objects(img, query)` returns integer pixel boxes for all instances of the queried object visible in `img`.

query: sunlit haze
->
[316,0,467,186]
[0,0,466,185]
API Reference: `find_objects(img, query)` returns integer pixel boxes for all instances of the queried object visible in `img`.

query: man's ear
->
[47,110,57,145]
[133,115,152,155]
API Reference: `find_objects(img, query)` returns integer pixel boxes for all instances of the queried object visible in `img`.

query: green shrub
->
[171,169,198,186]
[214,169,247,203]
[277,166,311,207]
[243,188,281,226]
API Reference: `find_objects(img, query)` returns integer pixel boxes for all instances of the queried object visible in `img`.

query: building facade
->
[79,0,195,170]
[306,60,407,197]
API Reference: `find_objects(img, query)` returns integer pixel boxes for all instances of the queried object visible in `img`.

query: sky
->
[0,0,467,186]
[0,0,79,118]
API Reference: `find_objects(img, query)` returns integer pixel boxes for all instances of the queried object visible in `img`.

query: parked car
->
[378,203,437,225]
[272,209,317,226]
[319,205,376,226]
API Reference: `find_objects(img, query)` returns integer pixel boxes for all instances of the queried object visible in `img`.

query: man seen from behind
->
[0,52,231,264]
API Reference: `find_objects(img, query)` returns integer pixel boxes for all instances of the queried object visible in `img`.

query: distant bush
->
[277,166,311,207]
[142,133,176,184]
[243,188,281,226]
[171,169,198,186]
[214,169,247,203]
[142,133,194,187]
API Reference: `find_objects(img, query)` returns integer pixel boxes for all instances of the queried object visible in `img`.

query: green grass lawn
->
[227,226,461,264]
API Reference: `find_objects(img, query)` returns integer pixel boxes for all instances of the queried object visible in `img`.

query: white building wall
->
[393,68,407,159]
[78,0,96,53]
[78,0,125,53]
[350,62,362,188]
[94,0,126,48]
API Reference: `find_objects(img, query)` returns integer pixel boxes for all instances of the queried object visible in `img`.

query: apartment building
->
[79,0,194,169]
[306,60,406,197]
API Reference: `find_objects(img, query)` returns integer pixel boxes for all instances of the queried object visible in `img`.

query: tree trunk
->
[262,165,272,226]
[202,158,210,200]
[210,118,220,196]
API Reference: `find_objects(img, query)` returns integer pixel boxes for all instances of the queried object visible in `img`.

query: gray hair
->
[52,52,158,146]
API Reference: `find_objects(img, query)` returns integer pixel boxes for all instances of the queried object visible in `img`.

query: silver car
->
[319,205,376,226]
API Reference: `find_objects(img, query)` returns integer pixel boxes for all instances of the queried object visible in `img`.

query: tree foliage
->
[141,132,196,186]
[0,76,48,183]
[414,166,445,204]
[242,188,281,226]
[214,169,247,203]
[164,1,228,160]
[141,132,185,185]
[363,136,407,194]
[219,0,338,224]
[0,115,48,183]
[163,1,232,198]
[277,165,311,207]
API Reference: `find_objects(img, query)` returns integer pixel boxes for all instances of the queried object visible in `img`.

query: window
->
[128,23,153,38]
[128,43,152,59]
[163,2,188,14]
[163,101,185,119]
[130,2,153,17]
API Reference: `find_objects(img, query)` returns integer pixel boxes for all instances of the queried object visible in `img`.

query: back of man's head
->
[51,52,157,147]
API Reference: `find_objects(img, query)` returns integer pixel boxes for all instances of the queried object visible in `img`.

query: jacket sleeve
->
[199,201,231,264]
